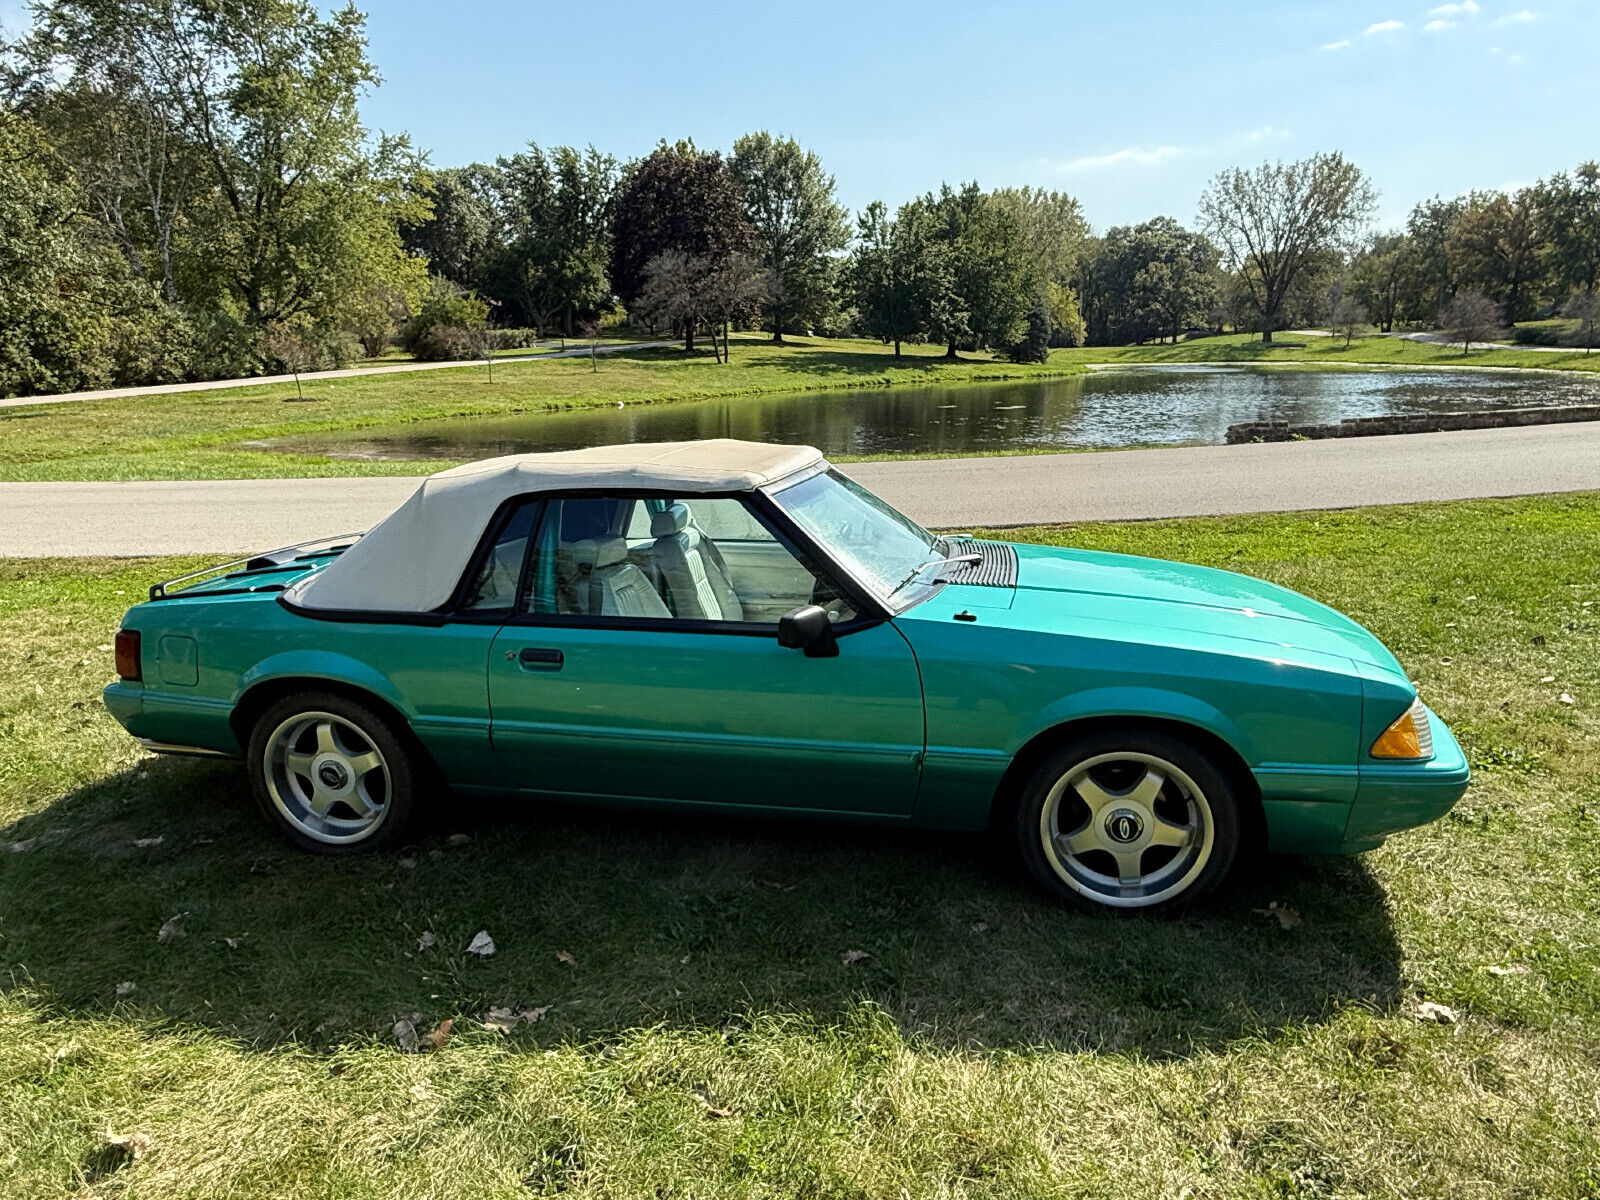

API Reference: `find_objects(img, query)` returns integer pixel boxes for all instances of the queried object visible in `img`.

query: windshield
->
[770,469,943,606]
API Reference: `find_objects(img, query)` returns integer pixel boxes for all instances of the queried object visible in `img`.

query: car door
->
[485,493,926,817]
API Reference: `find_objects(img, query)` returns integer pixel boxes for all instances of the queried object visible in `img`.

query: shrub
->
[401,277,488,354]
[411,324,478,362]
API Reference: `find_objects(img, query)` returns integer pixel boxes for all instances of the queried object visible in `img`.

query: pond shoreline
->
[1228,403,1600,443]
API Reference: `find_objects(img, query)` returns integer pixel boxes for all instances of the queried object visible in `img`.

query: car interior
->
[465,495,856,625]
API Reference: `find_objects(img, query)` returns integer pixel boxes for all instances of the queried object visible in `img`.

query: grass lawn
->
[6,331,1600,484]
[0,336,1080,484]
[2,494,1598,1197]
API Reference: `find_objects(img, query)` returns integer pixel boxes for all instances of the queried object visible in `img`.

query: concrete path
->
[0,341,666,410]
[3,422,1596,557]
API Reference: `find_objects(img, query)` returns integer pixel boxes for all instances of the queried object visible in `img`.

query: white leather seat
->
[650,502,743,621]
[563,537,670,618]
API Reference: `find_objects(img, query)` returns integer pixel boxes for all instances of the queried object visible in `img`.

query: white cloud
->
[1051,146,1181,174]
[1365,18,1405,33]
[1428,1,1479,14]
[1244,125,1289,142]
[1494,8,1536,23]
[1321,37,1352,49]
[1425,18,1458,29]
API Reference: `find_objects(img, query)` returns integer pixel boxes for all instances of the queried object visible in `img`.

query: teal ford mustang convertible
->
[105,440,1469,912]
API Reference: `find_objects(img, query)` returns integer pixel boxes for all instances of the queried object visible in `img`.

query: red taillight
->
[114,629,142,681]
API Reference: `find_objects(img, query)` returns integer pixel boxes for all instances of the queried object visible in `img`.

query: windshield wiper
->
[886,552,981,599]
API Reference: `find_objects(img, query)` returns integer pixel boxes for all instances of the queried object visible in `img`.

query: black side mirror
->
[777,604,839,658]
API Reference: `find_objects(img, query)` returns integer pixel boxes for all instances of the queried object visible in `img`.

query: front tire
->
[246,691,422,854]
[1014,729,1241,913]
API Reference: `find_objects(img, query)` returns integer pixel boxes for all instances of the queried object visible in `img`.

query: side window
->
[461,499,541,613]
[521,495,856,626]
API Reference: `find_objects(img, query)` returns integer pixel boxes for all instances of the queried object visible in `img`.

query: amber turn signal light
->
[1370,697,1433,759]
[114,629,142,681]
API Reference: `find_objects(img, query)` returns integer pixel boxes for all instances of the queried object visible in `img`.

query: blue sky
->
[5,0,1595,232]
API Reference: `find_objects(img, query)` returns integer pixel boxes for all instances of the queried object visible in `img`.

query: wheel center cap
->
[1104,808,1145,844]
[317,760,349,790]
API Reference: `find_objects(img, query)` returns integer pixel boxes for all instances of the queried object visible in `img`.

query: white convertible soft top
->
[286,439,826,613]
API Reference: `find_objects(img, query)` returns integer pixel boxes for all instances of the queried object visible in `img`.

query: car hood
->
[936,542,1406,673]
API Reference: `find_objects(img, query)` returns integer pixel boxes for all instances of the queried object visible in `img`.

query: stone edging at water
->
[1226,405,1600,444]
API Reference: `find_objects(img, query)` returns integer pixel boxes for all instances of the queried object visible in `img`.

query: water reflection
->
[269,365,1600,461]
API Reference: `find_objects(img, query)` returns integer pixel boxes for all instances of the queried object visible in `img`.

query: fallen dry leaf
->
[446,833,471,846]
[523,1004,551,1023]
[841,949,870,966]
[417,930,437,951]
[1559,692,1576,705]
[115,981,136,997]
[157,915,185,944]
[1412,1000,1458,1024]
[418,1018,453,1051]
[691,1084,736,1119]
[397,856,417,869]
[10,838,37,853]
[482,1006,520,1034]
[223,937,241,949]
[555,949,576,966]
[104,1131,151,1162]
[466,930,495,956]
[393,1016,420,1053]
[132,836,164,849]
[1484,964,1529,977]
[328,1061,347,1077]
[1252,902,1301,930]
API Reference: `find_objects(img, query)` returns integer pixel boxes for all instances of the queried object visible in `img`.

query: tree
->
[910,183,1031,358]
[1007,297,1051,363]
[729,132,848,341]
[262,322,315,399]
[19,0,429,333]
[1543,162,1600,299]
[1082,217,1216,345]
[701,252,773,363]
[1446,188,1546,323]
[1439,289,1502,355]
[1563,288,1600,354]
[1325,279,1369,346]
[1404,196,1465,322]
[1350,233,1413,332]
[847,200,951,357]
[1198,152,1375,343]
[492,143,617,336]
[609,140,753,348]
[0,110,130,395]
[401,165,503,289]
[990,186,1089,346]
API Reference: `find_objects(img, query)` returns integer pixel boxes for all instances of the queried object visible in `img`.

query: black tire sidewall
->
[1013,728,1242,914]
[246,691,421,855]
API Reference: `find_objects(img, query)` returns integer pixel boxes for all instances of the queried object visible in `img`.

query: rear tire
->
[1014,728,1241,914]
[246,691,422,854]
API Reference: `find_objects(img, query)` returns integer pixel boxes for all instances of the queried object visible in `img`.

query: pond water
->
[268,365,1600,460]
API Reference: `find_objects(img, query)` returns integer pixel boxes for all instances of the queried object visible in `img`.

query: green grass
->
[0,336,1081,483]
[7,331,1600,484]
[3,494,1598,1197]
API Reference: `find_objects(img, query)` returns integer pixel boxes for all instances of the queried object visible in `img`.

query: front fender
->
[1012,685,1259,763]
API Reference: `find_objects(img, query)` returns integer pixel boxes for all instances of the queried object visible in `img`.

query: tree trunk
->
[945,341,960,359]
[893,338,902,357]
[1260,326,1274,344]
[684,320,695,352]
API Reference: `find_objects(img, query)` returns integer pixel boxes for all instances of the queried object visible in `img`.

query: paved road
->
[3,423,1596,557]
[0,341,665,410]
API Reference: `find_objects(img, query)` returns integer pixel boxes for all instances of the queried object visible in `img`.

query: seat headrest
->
[651,502,691,538]
[568,537,628,573]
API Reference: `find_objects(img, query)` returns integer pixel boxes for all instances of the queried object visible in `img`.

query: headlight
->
[1370,696,1434,760]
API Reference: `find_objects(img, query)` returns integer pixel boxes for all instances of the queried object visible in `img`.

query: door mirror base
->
[777,604,839,658]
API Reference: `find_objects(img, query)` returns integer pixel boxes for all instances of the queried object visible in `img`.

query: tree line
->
[2,0,1598,398]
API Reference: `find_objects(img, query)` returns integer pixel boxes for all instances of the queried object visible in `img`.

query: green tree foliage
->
[911,183,1032,357]
[1199,152,1375,343]
[1083,217,1216,345]
[847,200,952,357]
[1349,233,1415,333]
[13,0,428,368]
[609,140,754,343]
[1445,188,1545,323]
[1006,296,1052,363]
[0,112,123,394]
[401,165,504,288]
[990,186,1088,346]
[729,132,849,341]
[1541,162,1600,299]
[489,144,618,336]
[401,276,489,360]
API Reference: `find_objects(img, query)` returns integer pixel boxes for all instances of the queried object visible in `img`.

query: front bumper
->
[1340,706,1471,851]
